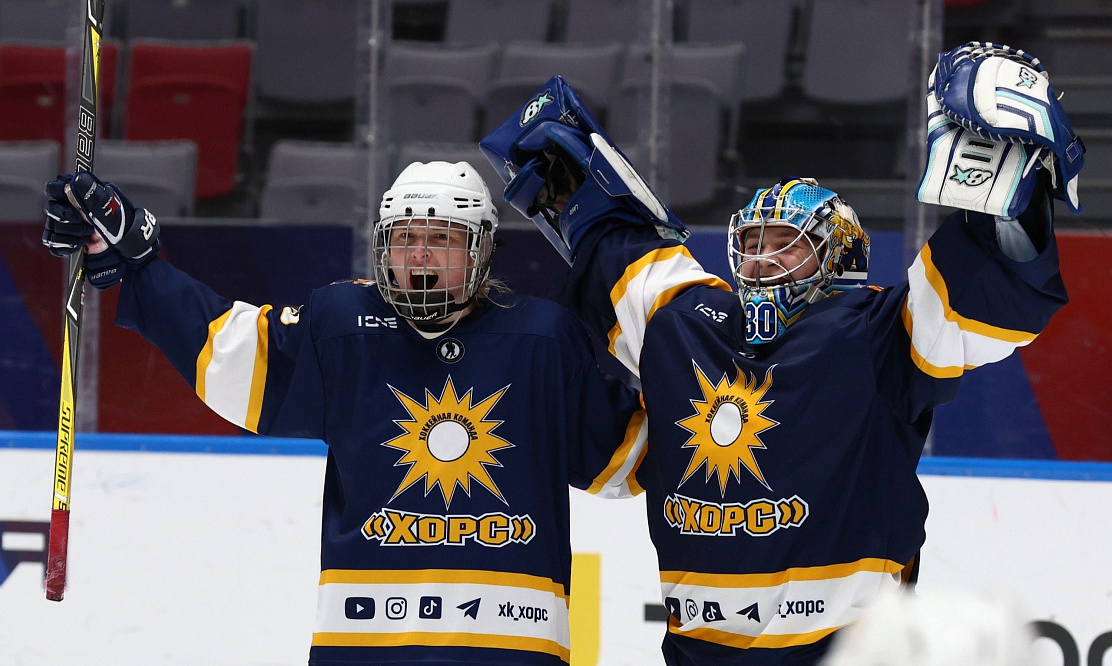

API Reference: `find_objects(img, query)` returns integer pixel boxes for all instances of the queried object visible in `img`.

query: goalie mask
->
[728,178,870,344]
[373,161,498,322]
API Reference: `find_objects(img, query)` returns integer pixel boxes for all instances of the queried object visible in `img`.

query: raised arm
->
[43,172,326,439]
[478,76,730,379]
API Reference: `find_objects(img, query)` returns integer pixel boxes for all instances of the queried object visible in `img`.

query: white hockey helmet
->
[372,161,499,322]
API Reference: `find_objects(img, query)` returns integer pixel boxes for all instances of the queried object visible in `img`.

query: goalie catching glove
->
[43,172,161,289]
[917,42,1085,217]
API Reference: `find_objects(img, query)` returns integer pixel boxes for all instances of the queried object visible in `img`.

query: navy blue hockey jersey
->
[115,258,644,665]
[561,202,1067,664]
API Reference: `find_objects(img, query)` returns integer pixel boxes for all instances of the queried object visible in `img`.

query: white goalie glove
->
[916,42,1086,217]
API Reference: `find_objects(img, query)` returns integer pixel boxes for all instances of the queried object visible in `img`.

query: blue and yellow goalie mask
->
[728,178,870,344]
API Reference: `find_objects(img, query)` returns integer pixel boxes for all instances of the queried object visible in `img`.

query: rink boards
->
[1,433,1110,666]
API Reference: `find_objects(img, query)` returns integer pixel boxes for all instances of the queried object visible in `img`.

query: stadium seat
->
[123,40,253,199]
[563,0,642,43]
[96,140,198,217]
[444,0,555,43]
[259,140,366,224]
[0,0,73,43]
[1023,0,1112,18]
[481,42,622,134]
[385,41,497,144]
[0,41,118,146]
[395,141,528,221]
[609,80,723,209]
[0,140,59,221]
[683,0,796,101]
[124,0,244,40]
[801,0,915,104]
[1027,28,1112,78]
[254,0,358,108]
[622,42,744,153]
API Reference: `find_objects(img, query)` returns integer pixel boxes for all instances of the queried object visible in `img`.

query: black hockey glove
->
[43,172,161,289]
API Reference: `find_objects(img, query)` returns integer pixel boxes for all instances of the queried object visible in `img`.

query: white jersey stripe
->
[660,564,904,648]
[313,576,570,661]
[608,246,731,378]
[903,244,1036,378]
[195,301,272,430]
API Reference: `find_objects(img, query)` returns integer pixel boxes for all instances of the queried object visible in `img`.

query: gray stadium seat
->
[1078,128,1112,181]
[260,140,366,223]
[125,0,243,40]
[395,141,528,222]
[564,0,643,43]
[684,0,796,101]
[0,140,59,222]
[385,41,498,144]
[1027,28,1112,78]
[801,0,915,104]
[1024,0,1112,18]
[482,42,623,134]
[0,0,73,43]
[622,42,745,151]
[254,0,358,106]
[444,0,555,43]
[610,80,723,209]
[96,140,198,217]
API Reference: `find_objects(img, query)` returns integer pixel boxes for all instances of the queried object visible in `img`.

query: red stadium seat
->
[0,41,118,148]
[123,41,252,199]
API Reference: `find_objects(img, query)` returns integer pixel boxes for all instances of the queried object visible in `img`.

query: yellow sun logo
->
[383,377,513,509]
[676,362,778,496]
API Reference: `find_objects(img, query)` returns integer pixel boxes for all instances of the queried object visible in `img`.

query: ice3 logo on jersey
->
[676,362,778,495]
[382,376,514,509]
[520,90,554,126]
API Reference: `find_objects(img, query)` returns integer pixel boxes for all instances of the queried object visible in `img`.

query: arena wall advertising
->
[1,434,1109,665]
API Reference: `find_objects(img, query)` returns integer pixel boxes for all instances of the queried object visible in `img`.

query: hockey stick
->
[46,0,105,602]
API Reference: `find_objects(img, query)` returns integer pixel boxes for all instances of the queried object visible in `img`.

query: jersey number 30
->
[744,301,778,342]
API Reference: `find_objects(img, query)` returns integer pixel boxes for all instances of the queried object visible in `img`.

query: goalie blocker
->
[917,42,1085,218]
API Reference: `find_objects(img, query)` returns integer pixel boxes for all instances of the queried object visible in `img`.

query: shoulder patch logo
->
[437,338,465,363]
[676,361,778,495]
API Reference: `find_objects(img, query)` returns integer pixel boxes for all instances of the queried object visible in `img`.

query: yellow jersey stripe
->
[195,307,235,402]
[669,623,842,650]
[243,305,272,434]
[311,631,570,662]
[901,301,971,379]
[586,409,646,495]
[919,244,1038,344]
[319,569,568,600]
[660,557,905,588]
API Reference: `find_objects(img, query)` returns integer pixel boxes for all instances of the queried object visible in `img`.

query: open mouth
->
[408,270,439,290]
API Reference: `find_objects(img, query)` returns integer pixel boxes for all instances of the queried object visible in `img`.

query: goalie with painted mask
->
[480,54,1077,666]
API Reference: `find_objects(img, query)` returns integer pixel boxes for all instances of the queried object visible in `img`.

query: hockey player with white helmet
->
[480,58,1077,665]
[42,162,643,665]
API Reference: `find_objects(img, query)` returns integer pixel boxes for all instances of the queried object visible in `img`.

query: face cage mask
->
[727,207,835,345]
[372,215,494,323]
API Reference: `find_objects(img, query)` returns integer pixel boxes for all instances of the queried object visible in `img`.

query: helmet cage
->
[372,212,495,323]
[728,185,870,344]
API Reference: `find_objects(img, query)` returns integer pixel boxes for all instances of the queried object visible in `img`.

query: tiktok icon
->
[420,596,443,619]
